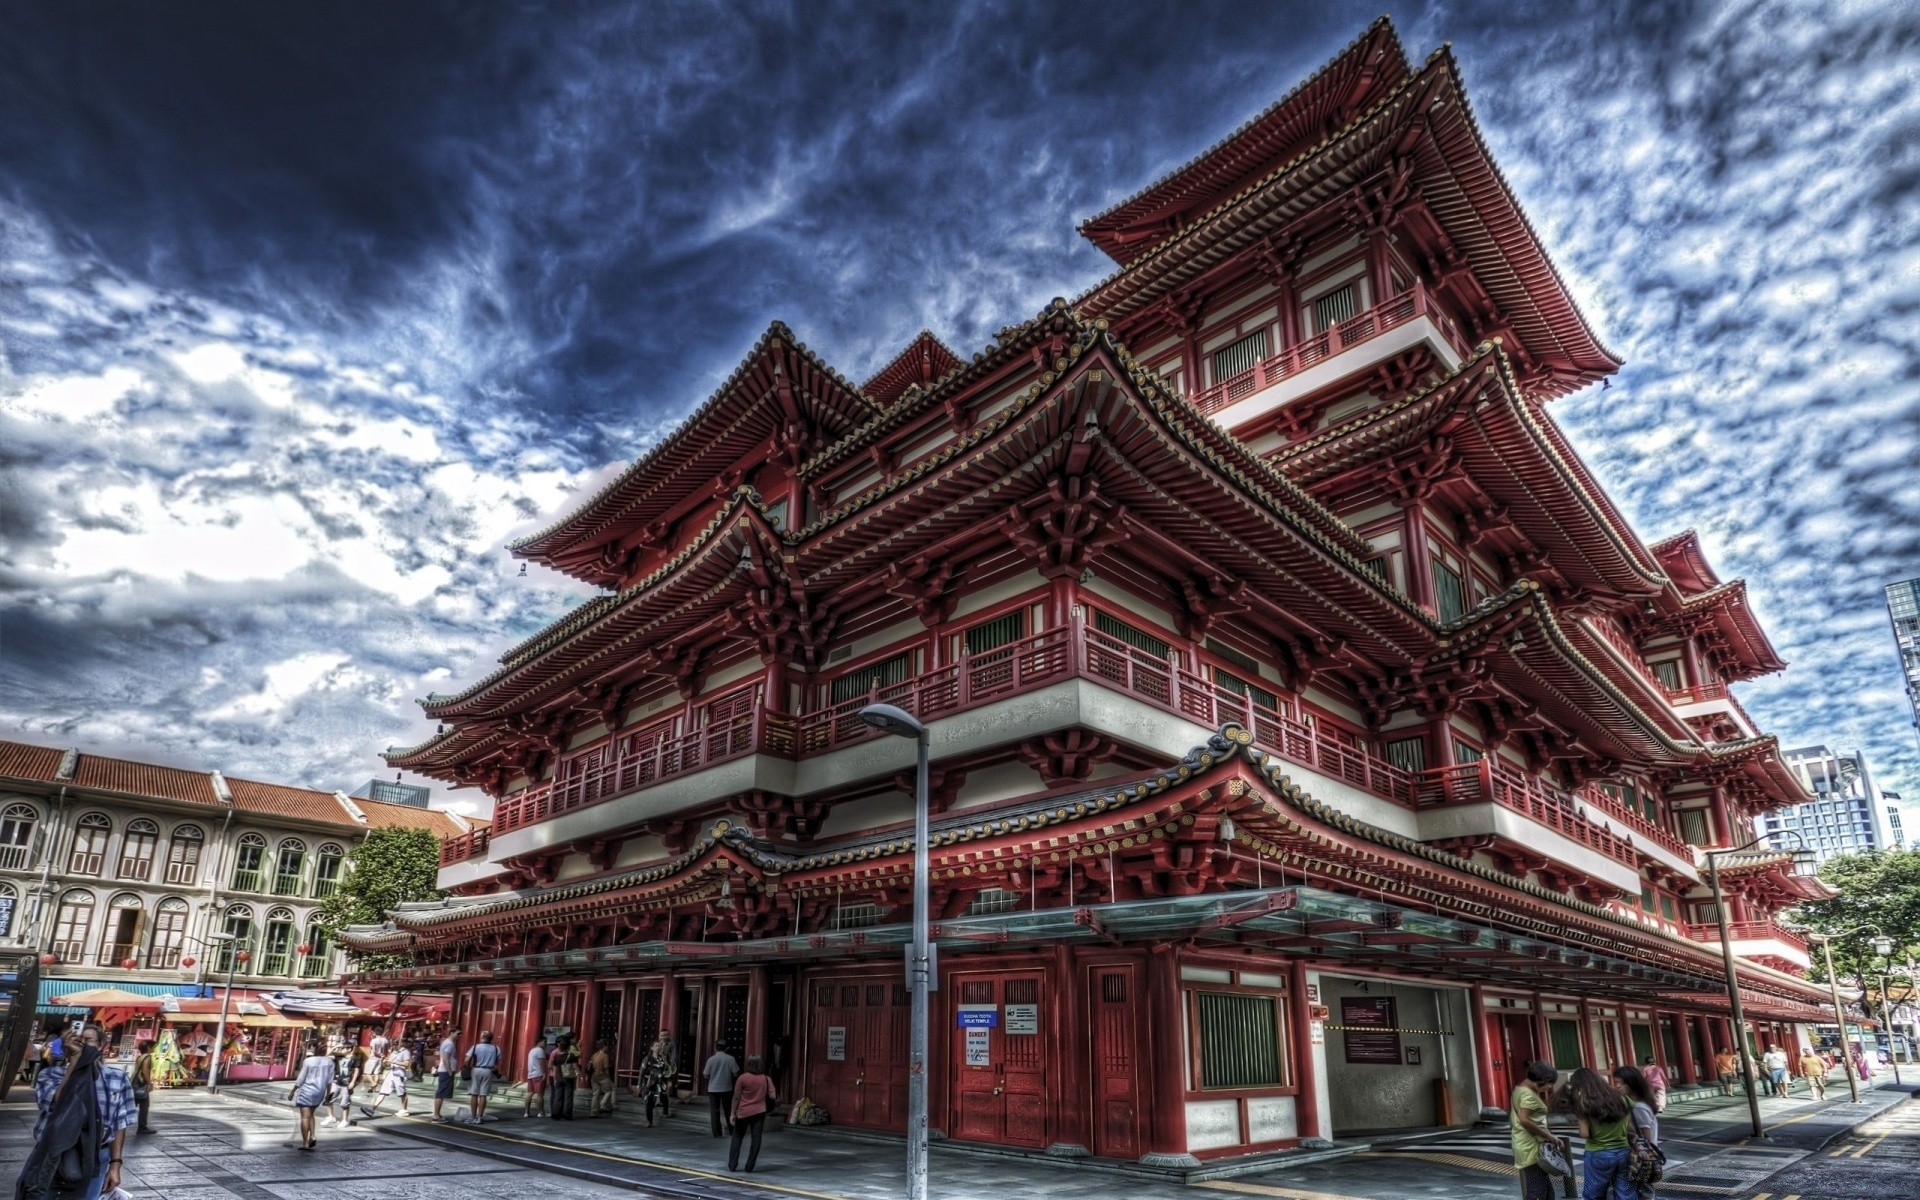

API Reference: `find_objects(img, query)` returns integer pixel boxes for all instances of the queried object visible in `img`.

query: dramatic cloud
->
[0,1,1915,800]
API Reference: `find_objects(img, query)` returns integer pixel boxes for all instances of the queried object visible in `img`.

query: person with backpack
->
[322,1047,354,1128]
[131,1038,155,1136]
[547,1036,578,1120]
[21,1022,137,1200]
[1567,1067,1636,1200]
[1611,1065,1664,1198]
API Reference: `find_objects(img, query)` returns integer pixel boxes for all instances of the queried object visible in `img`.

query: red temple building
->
[352,19,1832,1162]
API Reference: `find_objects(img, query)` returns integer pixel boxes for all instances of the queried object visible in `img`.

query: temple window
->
[1431,559,1467,623]
[1308,281,1359,332]
[1192,990,1288,1089]
[1216,669,1280,713]
[1385,735,1427,774]
[965,610,1029,656]
[968,888,1021,915]
[1091,610,1171,660]
[829,651,913,705]
[1548,1019,1583,1069]
[1210,329,1270,385]
[1652,660,1683,692]
[1453,740,1485,765]
[829,901,884,930]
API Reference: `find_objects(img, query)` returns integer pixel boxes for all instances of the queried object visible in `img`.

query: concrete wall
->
[1318,974,1477,1135]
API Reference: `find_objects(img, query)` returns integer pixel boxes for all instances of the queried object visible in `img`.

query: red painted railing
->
[1686,921,1809,953]
[440,827,490,866]
[1188,283,1466,417]
[1417,760,1637,866]
[457,617,1423,855]
[1664,680,1759,733]
[1578,785,1695,861]
[1580,617,1668,693]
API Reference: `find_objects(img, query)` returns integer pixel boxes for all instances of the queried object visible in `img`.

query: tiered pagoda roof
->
[860,330,965,407]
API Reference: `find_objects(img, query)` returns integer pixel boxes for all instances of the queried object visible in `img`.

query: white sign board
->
[1004,1003,1039,1035]
[826,1026,847,1062]
[964,1026,991,1067]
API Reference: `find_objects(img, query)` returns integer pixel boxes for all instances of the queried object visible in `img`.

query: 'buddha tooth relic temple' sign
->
[349,17,1831,1165]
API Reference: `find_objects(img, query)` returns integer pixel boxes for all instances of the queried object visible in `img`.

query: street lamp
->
[204,931,251,1094]
[1806,924,1897,1100]
[1704,829,1819,1138]
[860,702,931,1200]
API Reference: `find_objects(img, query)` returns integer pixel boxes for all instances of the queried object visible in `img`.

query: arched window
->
[99,892,145,967]
[271,838,306,896]
[262,906,297,977]
[67,813,111,876]
[117,818,159,881]
[0,882,17,938]
[147,897,190,969]
[0,804,37,871]
[299,920,332,979]
[312,844,346,899]
[164,824,205,885]
[230,833,267,892]
[50,889,95,963]
[216,904,253,973]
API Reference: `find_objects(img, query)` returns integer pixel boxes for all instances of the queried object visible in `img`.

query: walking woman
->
[547,1036,577,1120]
[1566,1067,1635,1200]
[1611,1065,1661,1198]
[727,1054,777,1174]
[288,1039,334,1151]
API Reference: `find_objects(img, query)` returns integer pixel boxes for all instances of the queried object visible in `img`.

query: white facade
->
[1771,746,1893,861]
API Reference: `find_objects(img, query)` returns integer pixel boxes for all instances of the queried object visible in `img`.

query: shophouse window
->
[0,804,36,871]
[51,890,95,962]
[1195,992,1286,1088]
[217,905,253,973]
[272,838,307,895]
[117,819,158,881]
[313,845,345,899]
[301,923,332,978]
[965,610,1027,655]
[262,908,297,976]
[99,893,144,966]
[68,813,111,876]
[830,652,912,705]
[0,882,16,938]
[164,824,205,885]
[1211,329,1269,384]
[231,833,267,892]
[1093,611,1171,660]
[1312,283,1358,332]
[148,898,189,969]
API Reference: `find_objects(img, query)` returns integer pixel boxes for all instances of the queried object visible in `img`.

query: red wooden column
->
[1530,992,1552,1072]
[1144,947,1190,1159]
[1403,507,1436,615]
[659,969,681,1074]
[745,966,769,1059]
[1050,944,1088,1153]
[515,983,541,1073]
[1289,960,1322,1140]
[1468,985,1501,1110]
[582,981,604,1054]
[1577,997,1597,1067]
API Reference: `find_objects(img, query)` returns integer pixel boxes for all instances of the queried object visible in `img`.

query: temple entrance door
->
[950,969,1049,1148]
[594,991,622,1058]
[718,985,750,1062]
[1088,964,1144,1160]
[1496,1013,1538,1089]
[806,977,904,1131]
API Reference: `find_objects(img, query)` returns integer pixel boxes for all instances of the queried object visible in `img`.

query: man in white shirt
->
[432,1032,458,1123]
[1763,1044,1791,1097]
[524,1036,549,1118]
[703,1043,739,1137]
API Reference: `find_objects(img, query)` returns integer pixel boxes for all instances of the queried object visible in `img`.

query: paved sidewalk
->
[214,1077,1915,1200]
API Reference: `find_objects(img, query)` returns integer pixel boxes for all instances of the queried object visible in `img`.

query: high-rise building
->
[1888,578,1920,741]
[1772,747,1890,860]
[349,19,1833,1157]
[351,777,431,808]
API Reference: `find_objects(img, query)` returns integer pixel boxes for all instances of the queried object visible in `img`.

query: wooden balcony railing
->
[1579,617,1669,694]
[1686,921,1809,953]
[1578,785,1695,861]
[463,618,1423,852]
[1417,760,1637,867]
[1188,283,1466,417]
[0,844,28,871]
[1664,680,1759,731]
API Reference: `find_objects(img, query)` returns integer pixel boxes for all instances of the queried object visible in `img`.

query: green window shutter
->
[1548,1019,1583,1069]
[1196,992,1284,1089]
[965,611,1026,655]
[1433,562,1467,623]
[830,652,912,704]
[1215,669,1278,711]
[1093,611,1170,660]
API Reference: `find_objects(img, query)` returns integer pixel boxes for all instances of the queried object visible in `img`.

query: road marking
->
[1195,1181,1378,1200]
[393,1116,853,1200]
[1847,1130,1890,1158]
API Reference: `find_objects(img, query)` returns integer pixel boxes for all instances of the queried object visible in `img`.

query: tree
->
[318,826,443,970]
[1793,849,1920,1028]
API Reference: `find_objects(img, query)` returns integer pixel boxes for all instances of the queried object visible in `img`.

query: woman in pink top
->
[1640,1057,1669,1112]
[727,1054,777,1173]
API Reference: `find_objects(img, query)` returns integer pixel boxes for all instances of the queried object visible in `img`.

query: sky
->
[0,0,1916,808]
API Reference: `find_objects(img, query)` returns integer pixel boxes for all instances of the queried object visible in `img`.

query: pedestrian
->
[1762,1044,1789,1098]
[21,1022,138,1200]
[354,1041,412,1122]
[589,1040,616,1117]
[523,1035,548,1118]
[1849,1044,1872,1082]
[703,1043,739,1137]
[637,1030,676,1127]
[1510,1061,1567,1200]
[322,1047,353,1127]
[463,1030,501,1125]
[287,1038,334,1151]
[548,1036,577,1120]
[727,1054,777,1174]
[1566,1066,1635,1200]
[1797,1045,1827,1101]
[1611,1065,1661,1199]
[1638,1057,1667,1115]
[1712,1046,1740,1097]
[432,1030,459,1124]
[131,1038,155,1135]
[411,1036,427,1082]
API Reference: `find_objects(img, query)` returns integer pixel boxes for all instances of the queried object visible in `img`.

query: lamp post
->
[1704,830,1818,1138]
[860,702,931,1200]
[205,931,250,1094]
[1805,925,1892,1103]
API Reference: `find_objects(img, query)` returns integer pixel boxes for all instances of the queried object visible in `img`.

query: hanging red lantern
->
[38,952,56,966]
[121,957,138,970]
[180,955,196,969]
[236,950,250,964]
[296,943,312,956]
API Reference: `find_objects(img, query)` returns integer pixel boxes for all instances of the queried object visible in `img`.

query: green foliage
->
[317,826,443,969]
[1793,849,1920,1018]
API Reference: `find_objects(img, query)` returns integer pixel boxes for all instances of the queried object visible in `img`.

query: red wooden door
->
[1497,1013,1538,1090]
[807,977,905,1131]
[950,970,1050,1148]
[1088,964,1143,1159]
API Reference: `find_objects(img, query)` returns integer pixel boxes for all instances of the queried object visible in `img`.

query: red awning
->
[348,990,451,1019]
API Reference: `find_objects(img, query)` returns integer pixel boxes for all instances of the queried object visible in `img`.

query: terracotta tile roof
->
[225,776,353,824]
[70,755,220,806]
[359,799,466,836]
[0,741,65,782]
